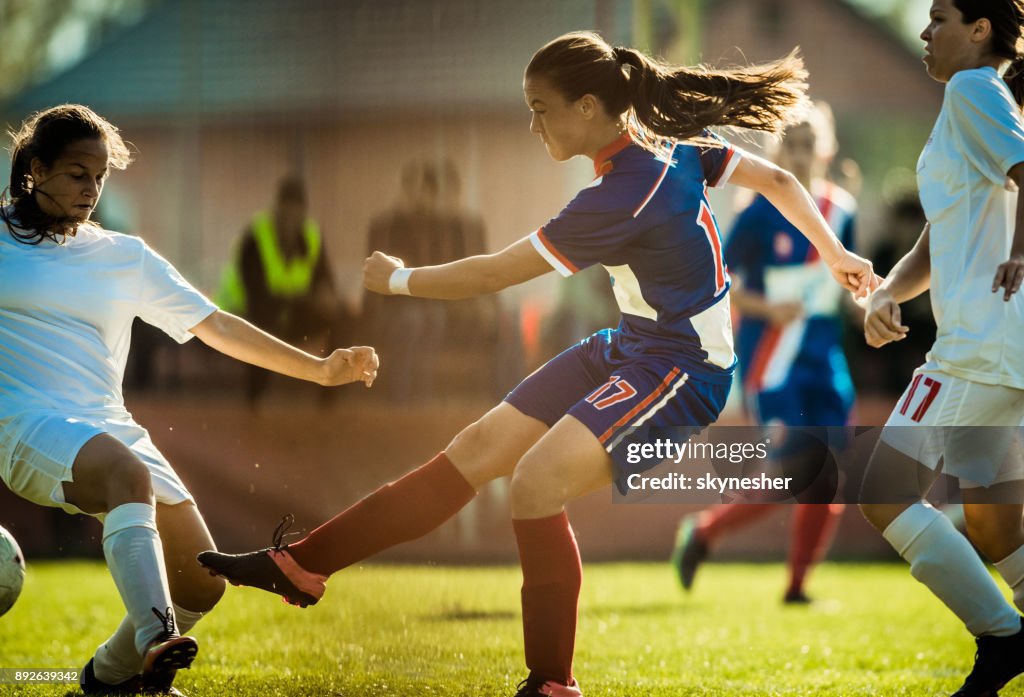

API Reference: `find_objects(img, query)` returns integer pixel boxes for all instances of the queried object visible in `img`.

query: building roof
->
[4,0,633,120]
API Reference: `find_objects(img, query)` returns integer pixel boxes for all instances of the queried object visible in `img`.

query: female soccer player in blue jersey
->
[201,31,875,697]
[672,103,855,605]
[859,2,1024,695]
[0,105,377,696]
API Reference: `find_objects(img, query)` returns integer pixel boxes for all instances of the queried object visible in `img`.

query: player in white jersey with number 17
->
[860,1,1024,695]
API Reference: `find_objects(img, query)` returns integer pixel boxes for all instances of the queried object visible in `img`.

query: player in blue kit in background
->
[673,103,855,605]
[200,31,876,696]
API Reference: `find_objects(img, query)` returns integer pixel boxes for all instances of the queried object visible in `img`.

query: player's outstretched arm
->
[190,311,378,387]
[993,161,1024,301]
[363,236,552,300]
[862,224,931,349]
[728,152,879,298]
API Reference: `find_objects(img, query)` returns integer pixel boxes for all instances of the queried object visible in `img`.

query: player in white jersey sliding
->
[860,2,1024,696]
[0,104,378,695]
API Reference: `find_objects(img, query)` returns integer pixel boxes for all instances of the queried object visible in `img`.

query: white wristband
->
[388,267,413,295]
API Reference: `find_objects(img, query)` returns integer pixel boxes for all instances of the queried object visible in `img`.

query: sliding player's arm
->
[190,311,377,387]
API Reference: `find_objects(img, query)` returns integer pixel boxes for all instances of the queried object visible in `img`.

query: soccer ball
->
[0,525,25,617]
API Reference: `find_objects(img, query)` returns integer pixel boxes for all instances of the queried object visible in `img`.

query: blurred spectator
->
[365,161,448,402]
[217,174,351,407]
[438,159,504,394]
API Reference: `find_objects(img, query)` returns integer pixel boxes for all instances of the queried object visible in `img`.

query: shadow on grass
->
[427,604,517,622]
[583,602,689,617]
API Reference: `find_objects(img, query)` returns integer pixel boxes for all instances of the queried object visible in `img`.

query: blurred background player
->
[673,102,855,605]
[200,31,876,697]
[859,1,1024,695]
[217,174,352,408]
[0,104,377,696]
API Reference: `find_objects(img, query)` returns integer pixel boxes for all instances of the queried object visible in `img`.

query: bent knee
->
[509,459,569,512]
[447,419,519,486]
[172,572,226,613]
[109,456,153,502]
[966,519,1023,562]
[859,502,897,532]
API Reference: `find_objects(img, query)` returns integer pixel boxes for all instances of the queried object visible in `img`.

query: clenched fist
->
[318,346,379,387]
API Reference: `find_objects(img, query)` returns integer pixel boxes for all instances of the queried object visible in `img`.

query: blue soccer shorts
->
[505,329,731,491]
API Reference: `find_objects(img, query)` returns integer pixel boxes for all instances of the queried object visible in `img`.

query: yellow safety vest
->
[216,212,322,313]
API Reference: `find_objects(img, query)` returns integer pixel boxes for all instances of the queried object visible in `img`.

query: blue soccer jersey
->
[725,182,856,424]
[529,133,740,383]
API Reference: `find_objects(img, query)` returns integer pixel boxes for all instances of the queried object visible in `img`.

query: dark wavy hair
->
[525,31,808,152]
[954,0,1024,108]
[1,104,132,245]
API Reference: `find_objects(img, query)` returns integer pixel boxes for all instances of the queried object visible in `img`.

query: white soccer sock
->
[172,603,205,633]
[884,502,1020,637]
[102,503,174,655]
[93,603,207,684]
[995,545,1024,613]
[92,616,139,684]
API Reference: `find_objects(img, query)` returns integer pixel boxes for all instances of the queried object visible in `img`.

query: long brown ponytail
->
[526,31,808,147]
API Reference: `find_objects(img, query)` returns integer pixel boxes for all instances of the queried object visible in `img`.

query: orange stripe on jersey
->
[536,227,579,274]
[708,146,735,186]
[598,367,682,444]
[633,156,673,218]
[697,200,727,294]
[592,134,632,176]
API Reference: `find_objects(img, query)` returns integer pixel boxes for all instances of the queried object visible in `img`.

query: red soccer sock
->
[513,512,581,686]
[697,503,779,545]
[287,452,476,576]
[787,503,844,594]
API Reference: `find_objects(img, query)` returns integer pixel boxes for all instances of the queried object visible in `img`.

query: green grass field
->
[1,560,1021,696]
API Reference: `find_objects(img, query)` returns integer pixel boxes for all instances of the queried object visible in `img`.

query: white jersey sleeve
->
[946,70,1024,185]
[137,242,218,343]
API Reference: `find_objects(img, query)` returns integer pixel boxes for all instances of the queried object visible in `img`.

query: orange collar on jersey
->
[592,133,633,176]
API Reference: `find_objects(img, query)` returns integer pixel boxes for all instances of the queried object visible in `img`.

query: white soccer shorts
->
[880,360,1024,488]
[0,409,194,517]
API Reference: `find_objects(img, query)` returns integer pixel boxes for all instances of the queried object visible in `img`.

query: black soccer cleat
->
[80,657,144,695]
[951,617,1024,697]
[197,514,326,608]
[670,516,707,591]
[783,589,813,605]
[141,606,198,695]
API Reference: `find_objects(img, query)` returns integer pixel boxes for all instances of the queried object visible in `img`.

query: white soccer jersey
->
[0,222,217,418]
[917,67,1024,389]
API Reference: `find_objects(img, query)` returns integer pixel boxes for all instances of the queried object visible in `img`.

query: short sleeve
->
[529,177,642,277]
[947,71,1024,185]
[698,131,744,188]
[722,199,765,280]
[137,243,218,343]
